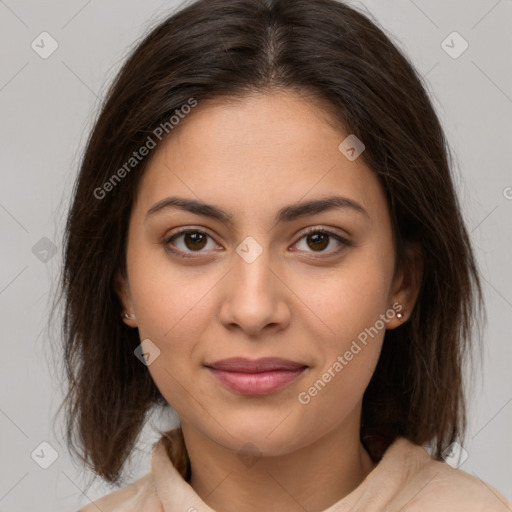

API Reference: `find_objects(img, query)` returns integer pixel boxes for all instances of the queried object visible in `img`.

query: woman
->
[57,0,511,510]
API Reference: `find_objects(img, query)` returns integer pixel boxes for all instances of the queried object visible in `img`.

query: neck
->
[181,413,376,512]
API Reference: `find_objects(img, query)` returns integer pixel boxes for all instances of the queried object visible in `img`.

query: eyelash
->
[162,227,351,260]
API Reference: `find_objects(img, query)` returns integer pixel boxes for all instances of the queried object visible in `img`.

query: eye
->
[163,229,219,258]
[292,228,350,257]
[163,227,351,259]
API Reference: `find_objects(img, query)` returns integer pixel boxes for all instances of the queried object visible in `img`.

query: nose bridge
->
[219,235,289,334]
[232,235,275,298]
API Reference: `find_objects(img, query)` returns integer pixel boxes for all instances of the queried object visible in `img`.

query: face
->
[119,90,413,456]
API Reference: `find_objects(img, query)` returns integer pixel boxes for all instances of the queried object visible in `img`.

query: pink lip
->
[205,357,308,395]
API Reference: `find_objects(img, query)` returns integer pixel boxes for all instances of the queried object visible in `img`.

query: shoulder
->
[409,460,511,511]
[76,472,163,512]
[388,439,512,511]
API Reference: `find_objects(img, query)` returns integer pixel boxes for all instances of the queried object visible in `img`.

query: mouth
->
[204,357,308,396]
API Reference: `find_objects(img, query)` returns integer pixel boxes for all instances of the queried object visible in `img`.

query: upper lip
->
[205,357,308,373]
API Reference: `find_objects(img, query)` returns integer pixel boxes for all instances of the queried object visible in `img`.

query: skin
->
[117,89,422,512]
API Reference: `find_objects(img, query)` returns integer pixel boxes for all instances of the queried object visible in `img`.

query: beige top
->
[78,436,511,511]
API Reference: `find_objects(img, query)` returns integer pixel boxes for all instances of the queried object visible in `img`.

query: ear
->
[386,241,423,330]
[114,270,138,328]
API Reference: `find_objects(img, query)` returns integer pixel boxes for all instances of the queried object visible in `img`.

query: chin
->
[206,417,312,457]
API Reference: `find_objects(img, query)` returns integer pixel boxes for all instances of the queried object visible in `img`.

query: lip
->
[205,357,308,395]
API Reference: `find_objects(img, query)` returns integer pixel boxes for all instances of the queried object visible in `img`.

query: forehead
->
[133,90,388,225]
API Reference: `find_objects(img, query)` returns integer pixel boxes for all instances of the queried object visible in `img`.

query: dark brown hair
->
[53,0,483,487]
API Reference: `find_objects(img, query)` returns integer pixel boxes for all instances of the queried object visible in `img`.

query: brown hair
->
[53,0,483,487]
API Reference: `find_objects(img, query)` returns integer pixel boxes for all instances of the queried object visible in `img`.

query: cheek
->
[128,244,215,341]
[126,251,216,403]
[294,248,393,349]
[292,342,382,448]
[291,249,392,408]
[294,275,390,437]
[136,281,211,340]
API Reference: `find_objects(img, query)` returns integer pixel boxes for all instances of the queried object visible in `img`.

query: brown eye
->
[293,228,350,256]
[306,232,329,251]
[164,229,216,257]
[182,232,207,251]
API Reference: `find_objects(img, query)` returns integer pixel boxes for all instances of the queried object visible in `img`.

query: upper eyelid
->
[164,226,219,245]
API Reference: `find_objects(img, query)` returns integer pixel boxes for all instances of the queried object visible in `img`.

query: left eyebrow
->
[276,195,369,222]
[145,195,369,225]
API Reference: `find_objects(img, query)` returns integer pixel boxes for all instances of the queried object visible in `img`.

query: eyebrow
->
[145,195,369,224]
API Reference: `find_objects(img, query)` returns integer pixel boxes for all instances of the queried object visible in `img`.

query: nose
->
[218,245,291,337]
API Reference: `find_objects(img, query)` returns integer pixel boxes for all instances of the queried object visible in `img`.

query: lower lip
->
[207,368,306,395]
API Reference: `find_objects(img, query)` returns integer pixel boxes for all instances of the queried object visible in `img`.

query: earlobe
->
[386,242,423,330]
[114,271,137,327]
[385,301,406,330]
[121,311,137,327]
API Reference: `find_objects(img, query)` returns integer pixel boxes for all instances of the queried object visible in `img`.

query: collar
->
[150,434,429,511]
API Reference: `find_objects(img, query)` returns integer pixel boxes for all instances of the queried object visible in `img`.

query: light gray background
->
[0,0,511,510]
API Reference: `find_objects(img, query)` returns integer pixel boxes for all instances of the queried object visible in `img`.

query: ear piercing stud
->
[123,312,134,319]
[396,312,404,320]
